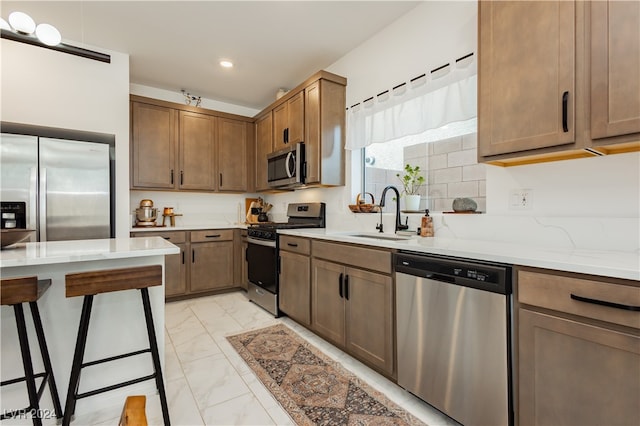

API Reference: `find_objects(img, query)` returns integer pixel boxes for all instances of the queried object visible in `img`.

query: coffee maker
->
[1,202,27,229]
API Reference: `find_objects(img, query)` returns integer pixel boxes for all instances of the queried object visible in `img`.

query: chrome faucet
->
[376,185,409,233]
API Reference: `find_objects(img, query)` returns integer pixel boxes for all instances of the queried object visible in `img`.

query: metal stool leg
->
[62,295,94,426]
[29,301,64,420]
[14,304,43,426]
[140,288,170,426]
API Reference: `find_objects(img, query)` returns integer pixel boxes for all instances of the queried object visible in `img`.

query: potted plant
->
[396,163,425,211]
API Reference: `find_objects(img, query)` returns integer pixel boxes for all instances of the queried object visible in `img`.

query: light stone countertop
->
[278,229,640,281]
[130,223,248,232]
[0,237,180,268]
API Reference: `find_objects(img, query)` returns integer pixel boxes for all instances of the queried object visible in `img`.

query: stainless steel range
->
[246,202,325,316]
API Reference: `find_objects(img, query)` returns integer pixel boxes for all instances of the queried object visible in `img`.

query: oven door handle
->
[247,236,276,248]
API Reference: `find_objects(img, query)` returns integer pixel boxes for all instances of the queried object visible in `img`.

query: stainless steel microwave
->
[267,142,305,188]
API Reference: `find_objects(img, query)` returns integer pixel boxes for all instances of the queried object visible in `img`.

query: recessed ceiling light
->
[220,60,234,68]
[9,11,36,34]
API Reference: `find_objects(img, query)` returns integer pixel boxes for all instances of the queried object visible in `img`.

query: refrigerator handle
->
[29,165,38,240]
[39,168,47,242]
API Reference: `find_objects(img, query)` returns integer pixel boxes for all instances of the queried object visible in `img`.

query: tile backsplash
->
[365,132,485,212]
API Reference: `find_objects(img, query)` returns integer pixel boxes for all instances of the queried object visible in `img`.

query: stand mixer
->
[134,199,158,227]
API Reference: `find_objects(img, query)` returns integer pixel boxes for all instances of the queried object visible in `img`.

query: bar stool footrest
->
[80,348,151,368]
[1,372,46,387]
[75,373,156,400]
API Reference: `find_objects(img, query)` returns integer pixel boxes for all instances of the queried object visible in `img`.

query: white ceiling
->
[1,1,420,111]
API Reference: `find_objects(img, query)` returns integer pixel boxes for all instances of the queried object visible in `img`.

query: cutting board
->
[245,197,260,223]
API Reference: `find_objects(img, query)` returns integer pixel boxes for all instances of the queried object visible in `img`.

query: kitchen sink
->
[347,233,412,241]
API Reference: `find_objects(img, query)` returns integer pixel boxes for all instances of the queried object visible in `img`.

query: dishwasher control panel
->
[395,252,512,294]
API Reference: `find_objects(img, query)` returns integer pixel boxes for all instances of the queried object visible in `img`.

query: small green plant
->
[396,164,425,196]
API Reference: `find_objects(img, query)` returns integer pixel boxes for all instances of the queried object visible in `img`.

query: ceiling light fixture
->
[181,89,202,107]
[8,11,36,34]
[1,10,110,63]
[35,23,61,46]
[220,60,234,68]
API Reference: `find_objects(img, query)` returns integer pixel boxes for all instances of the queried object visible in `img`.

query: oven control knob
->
[265,232,274,240]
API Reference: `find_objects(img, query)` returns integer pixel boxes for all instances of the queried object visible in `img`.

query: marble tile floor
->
[1,291,459,426]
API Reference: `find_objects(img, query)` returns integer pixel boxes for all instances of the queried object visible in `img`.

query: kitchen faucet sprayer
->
[376,185,409,233]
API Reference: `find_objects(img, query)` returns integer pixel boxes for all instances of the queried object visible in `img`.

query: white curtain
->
[346,56,477,150]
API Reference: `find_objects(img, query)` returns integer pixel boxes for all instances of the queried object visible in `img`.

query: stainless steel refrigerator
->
[0,133,113,242]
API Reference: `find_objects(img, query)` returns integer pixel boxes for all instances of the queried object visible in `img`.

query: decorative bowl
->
[1,229,35,248]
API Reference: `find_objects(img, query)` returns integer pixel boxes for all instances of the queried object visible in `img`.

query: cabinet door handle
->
[170,169,174,185]
[570,293,640,312]
[180,170,184,185]
[205,234,221,238]
[284,128,289,144]
[219,173,223,187]
[345,275,350,300]
[181,250,185,265]
[338,273,344,298]
[192,249,195,263]
[287,243,298,247]
[562,91,569,132]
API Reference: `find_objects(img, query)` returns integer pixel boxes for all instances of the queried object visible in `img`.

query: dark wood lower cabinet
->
[165,242,187,297]
[131,229,237,300]
[518,308,639,426]
[516,267,640,425]
[279,250,311,325]
[189,241,234,293]
[311,257,394,377]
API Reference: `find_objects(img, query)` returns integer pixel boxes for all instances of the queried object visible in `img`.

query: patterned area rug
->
[226,324,425,426]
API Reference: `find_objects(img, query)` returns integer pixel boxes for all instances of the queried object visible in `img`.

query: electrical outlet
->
[509,189,533,210]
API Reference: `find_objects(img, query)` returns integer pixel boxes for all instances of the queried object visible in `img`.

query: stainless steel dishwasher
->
[395,252,513,426]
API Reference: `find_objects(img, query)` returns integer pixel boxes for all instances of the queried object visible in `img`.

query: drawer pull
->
[163,237,171,240]
[570,293,640,312]
[287,243,298,247]
[206,234,221,238]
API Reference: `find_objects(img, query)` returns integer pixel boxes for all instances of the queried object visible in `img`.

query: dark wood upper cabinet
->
[254,112,272,192]
[478,0,640,166]
[130,95,252,193]
[179,111,216,191]
[130,102,177,189]
[478,1,576,158]
[254,71,346,190]
[218,117,247,192]
[590,1,640,143]
[273,91,304,152]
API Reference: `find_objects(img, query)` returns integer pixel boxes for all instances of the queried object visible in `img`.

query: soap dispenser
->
[420,209,434,237]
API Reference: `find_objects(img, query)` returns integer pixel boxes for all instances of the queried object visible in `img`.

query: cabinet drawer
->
[279,235,310,255]
[312,240,391,275]
[518,269,640,329]
[131,231,186,244]
[190,229,233,242]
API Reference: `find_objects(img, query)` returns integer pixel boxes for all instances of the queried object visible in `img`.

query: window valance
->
[346,53,477,150]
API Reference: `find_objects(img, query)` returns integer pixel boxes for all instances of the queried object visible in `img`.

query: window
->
[363,118,484,212]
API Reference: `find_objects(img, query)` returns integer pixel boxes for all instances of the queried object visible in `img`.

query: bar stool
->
[62,265,169,426]
[0,276,64,426]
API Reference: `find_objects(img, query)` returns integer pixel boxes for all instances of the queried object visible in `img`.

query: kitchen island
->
[0,237,179,420]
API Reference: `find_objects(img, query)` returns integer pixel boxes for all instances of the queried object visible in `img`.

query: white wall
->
[1,39,131,237]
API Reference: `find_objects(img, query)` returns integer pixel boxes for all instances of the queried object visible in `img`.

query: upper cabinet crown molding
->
[478,0,640,167]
